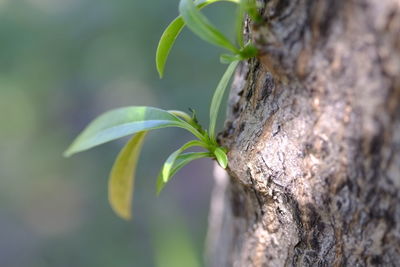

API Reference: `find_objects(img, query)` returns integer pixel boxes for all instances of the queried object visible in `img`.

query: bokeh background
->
[0,0,237,266]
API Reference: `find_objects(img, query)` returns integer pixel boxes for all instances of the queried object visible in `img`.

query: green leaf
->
[64,107,181,157]
[156,17,185,78]
[168,110,193,123]
[239,43,258,59]
[235,0,262,48]
[240,0,261,22]
[108,131,147,220]
[209,61,239,140]
[156,0,239,78]
[162,140,207,183]
[156,152,211,195]
[196,0,239,5]
[214,147,228,168]
[235,0,246,47]
[179,0,239,53]
[221,45,257,64]
[220,53,242,64]
[64,106,204,157]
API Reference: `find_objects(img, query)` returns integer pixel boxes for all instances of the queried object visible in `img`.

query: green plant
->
[65,0,259,220]
[156,0,260,78]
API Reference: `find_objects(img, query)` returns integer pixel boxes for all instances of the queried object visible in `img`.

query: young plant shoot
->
[156,0,259,77]
[65,0,260,219]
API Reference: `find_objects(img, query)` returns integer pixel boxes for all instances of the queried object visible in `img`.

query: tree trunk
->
[206,0,400,266]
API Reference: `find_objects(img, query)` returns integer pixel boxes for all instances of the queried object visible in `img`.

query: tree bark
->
[206,0,400,266]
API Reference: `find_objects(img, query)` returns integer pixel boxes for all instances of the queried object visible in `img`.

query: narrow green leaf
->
[235,0,245,47]
[179,0,239,53]
[162,140,207,183]
[156,17,185,78]
[209,61,239,140]
[240,0,261,22]
[156,152,211,195]
[214,147,228,168]
[108,131,147,220]
[220,53,241,64]
[64,106,204,157]
[168,110,192,123]
[221,46,257,64]
[156,0,239,78]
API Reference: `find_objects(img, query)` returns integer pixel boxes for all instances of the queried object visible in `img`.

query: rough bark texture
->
[206,0,400,266]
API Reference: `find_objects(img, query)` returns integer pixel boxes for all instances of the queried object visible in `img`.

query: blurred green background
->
[0,0,236,266]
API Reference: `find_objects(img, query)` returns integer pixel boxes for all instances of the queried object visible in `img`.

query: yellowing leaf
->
[108,131,147,220]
